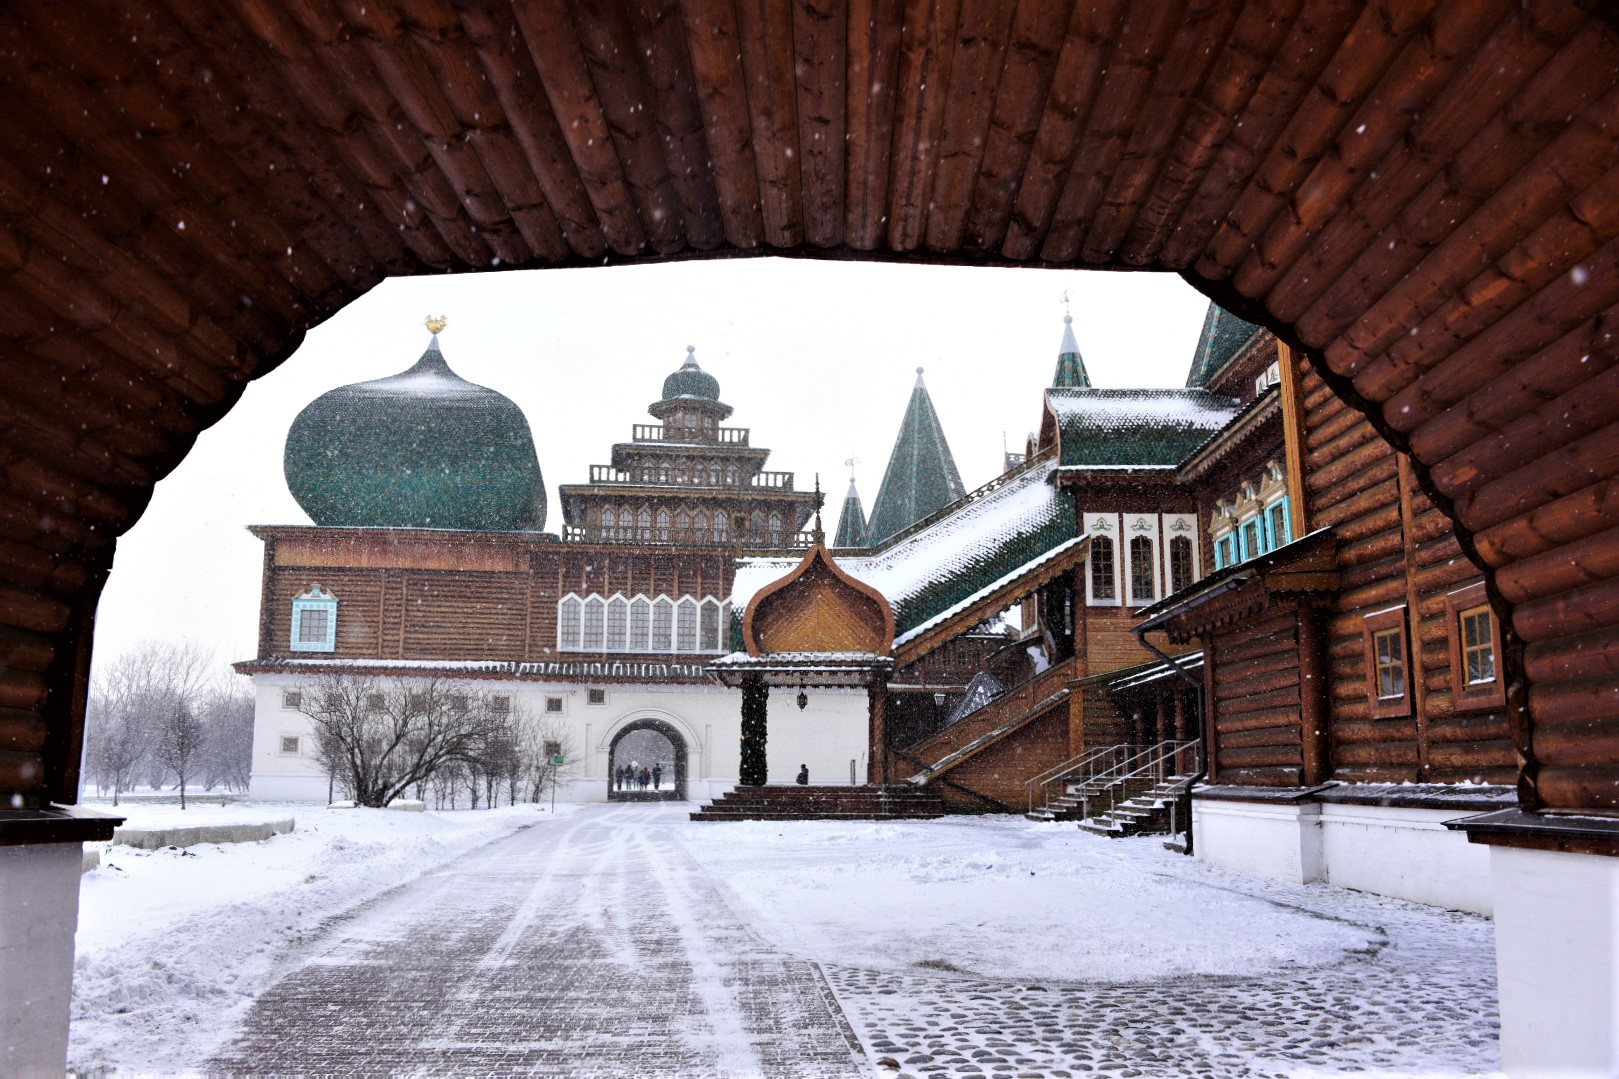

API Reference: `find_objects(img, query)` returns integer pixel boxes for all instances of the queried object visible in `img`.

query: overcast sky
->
[91,259,1213,680]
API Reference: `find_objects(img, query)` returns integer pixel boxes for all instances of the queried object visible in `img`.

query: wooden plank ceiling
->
[2,0,1618,815]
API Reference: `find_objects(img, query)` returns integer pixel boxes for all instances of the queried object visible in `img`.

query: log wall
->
[1298,363,1517,785]
[258,531,734,669]
[1207,604,1304,787]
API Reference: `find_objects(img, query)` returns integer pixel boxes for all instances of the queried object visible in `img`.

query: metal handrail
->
[1025,744,1146,815]
[1078,739,1200,819]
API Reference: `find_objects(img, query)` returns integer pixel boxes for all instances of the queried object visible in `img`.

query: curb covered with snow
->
[113,818,296,850]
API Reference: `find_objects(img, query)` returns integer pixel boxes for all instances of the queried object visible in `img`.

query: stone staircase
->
[1075,775,1197,837]
[689,784,944,821]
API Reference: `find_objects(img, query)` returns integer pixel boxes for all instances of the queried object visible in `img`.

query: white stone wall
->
[1193,795,1495,915]
[0,843,82,1076]
[1492,846,1619,1078]
[248,673,868,803]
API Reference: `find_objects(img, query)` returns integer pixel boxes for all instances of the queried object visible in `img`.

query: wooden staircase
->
[900,657,1080,809]
[689,784,944,821]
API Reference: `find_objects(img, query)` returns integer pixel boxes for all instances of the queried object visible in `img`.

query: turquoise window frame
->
[290,595,338,652]
[1266,496,1292,548]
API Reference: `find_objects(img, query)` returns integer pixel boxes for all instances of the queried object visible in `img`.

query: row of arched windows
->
[557,594,729,654]
[1089,535,1197,604]
[596,506,785,546]
[633,462,740,486]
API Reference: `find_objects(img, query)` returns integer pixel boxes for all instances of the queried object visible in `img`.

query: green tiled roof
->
[1052,313,1091,388]
[734,459,1076,640]
[1048,388,1241,468]
[865,369,966,544]
[834,479,867,548]
[1186,303,1263,388]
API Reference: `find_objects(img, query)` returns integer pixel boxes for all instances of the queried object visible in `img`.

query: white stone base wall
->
[247,673,868,803]
[0,843,81,1077]
[1319,802,1494,915]
[1192,797,1323,884]
[1492,845,1619,1078]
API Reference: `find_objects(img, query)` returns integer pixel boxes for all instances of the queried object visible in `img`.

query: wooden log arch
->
[3,1,1619,825]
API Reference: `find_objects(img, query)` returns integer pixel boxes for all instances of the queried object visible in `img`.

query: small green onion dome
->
[284,336,546,532]
[659,345,721,403]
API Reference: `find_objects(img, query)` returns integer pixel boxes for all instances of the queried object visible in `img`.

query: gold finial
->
[424,315,448,335]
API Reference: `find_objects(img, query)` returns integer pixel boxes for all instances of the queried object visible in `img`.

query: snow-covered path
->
[208,803,865,1077]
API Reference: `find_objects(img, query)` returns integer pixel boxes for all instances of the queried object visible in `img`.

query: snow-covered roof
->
[1046,388,1242,468]
[733,458,1076,637]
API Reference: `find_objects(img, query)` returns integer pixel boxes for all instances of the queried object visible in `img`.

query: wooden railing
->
[629,423,751,445]
[750,470,794,488]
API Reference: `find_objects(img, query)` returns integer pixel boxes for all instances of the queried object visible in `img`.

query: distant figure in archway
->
[608,720,687,802]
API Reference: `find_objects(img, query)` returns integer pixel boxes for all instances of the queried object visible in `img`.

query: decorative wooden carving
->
[743,546,895,657]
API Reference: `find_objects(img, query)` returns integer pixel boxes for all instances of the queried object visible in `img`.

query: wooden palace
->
[3,3,1619,1073]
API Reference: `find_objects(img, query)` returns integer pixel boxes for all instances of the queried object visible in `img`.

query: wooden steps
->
[690,784,944,822]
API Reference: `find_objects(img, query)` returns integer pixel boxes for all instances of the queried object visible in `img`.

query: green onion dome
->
[284,335,546,532]
[659,345,722,403]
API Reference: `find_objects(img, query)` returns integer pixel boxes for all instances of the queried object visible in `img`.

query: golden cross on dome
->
[424,315,448,335]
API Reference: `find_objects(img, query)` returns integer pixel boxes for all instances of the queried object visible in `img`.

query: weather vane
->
[1061,289,1071,317]
[843,456,860,481]
[424,314,448,335]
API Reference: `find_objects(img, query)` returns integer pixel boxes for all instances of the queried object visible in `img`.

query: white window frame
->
[1123,514,1161,606]
[290,587,338,652]
[605,594,628,651]
[651,596,675,651]
[1164,513,1201,589]
[1083,512,1122,606]
[628,596,651,651]
[558,594,583,651]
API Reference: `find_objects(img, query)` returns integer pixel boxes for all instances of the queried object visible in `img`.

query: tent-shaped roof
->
[1052,313,1090,388]
[834,479,867,548]
[865,369,966,544]
[1185,304,1264,388]
[1047,388,1242,469]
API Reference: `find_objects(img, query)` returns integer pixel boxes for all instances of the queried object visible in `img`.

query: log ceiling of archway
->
[3,1,1618,814]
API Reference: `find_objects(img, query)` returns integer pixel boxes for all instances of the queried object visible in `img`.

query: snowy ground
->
[69,800,576,1073]
[67,803,1500,1077]
[681,816,1502,1078]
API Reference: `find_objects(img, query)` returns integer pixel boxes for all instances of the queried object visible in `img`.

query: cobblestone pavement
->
[823,880,1498,1079]
[209,804,864,1077]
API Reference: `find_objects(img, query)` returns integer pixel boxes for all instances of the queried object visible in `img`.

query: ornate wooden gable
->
[743,546,894,658]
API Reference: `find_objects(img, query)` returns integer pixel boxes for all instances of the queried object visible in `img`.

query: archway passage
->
[607,719,687,802]
[2,2,1619,830]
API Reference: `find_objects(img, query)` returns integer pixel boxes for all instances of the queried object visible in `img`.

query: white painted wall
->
[0,843,82,1077]
[1492,845,1619,1078]
[1319,803,1494,915]
[1192,797,1323,884]
[248,673,868,803]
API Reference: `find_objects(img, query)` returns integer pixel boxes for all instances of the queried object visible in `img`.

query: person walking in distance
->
[652,763,663,790]
[796,764,809,785]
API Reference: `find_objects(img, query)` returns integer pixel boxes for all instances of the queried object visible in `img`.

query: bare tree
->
[85,641,217,805]
[293,671,499,807]
[198,684,255,792]
[151,702,205,809]
[517,710,577,806]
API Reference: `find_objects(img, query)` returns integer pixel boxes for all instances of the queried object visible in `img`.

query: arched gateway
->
[606,718,687,802]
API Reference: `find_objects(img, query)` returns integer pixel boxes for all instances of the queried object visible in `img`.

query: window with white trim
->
[629,596,651,651]
[290,585,338,652]
[558,594,582,651]
[582,596,606,651]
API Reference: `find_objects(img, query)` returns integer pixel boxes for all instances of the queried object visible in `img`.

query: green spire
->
[1186,302,1262,387]
[834,477,868,547]
[865,368,966,544]
[1052,311,1090,388]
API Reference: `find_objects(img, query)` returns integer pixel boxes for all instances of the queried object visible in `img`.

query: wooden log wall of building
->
[256,532,734,668]
[2,3,1618,814]
[1207,604,1305,786]
[1298,364,1517,786]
